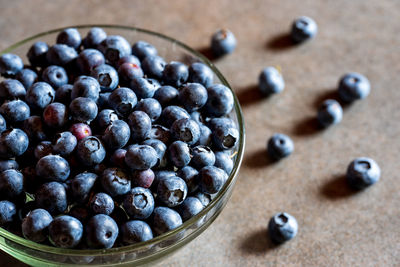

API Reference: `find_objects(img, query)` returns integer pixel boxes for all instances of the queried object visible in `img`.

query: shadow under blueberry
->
[244,148,278,169]
[320,174,362,200]
[266,33,296,51]
[197,46,221,61]
[236,85,269,107]
[312,88,352,110]
[290,116,322,136]
[239,228,279,254]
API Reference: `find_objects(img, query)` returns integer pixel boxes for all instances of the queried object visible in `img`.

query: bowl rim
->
[0,24,245,256]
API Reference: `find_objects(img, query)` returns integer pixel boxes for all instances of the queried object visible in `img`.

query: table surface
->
[1,0,399,266]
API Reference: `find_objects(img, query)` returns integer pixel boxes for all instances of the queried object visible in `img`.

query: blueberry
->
[153,85,179,107]
[76,136,106,166]
[77,49,105,74]
[103,120,131,149]
[118,62,144,85]
[42,65,68,89]
[0,53,23,77]
[211,29,237,57]
[268,212,298,243]
[95,109,118,129]
[57,28,82,49]
[0,99,30,123]
[177,166,199,193]
[179,83,208,112]
[55,84,73,104]
[152,206,182,236]
[21,209,53,243]
[98,35,132,65]
[162,61,188,87]
[338,72,370,102]
[142,55,166,79]
[130,77,159,99]
[0,128,29,158]
[117,55,141,68]
[0,159,19,172]
[120,220,153,245]
[161,105,190,127]
[123,187,155,219]
[53,131,77,157]
[0,114,5,133]
[26,82,55,110]
[208,117,237,131]
[0,169,24,200]
[91,64,119,92]
[267,133,294,160]
[157,175,188,207]
[86,214,119,249]
[131,169,155,188]
[89,192,114,215]
[152,170,176,190]
[70,123,92,141]
[168,141,191,168]
[214,151,234,175]
[199,166,228,194]
[346,157,380,189]
[110,148,127,168]
[69,97,98,123]
[132,41,158,60]
[43,102,68,128]
[291,16,318,43]
[71,76,101,101]
[176,196,204,222]
[258,67,285,95]
[135,98,162,122]
[46,44,78,66]
[0,79,26,100]
[36,155,70,182]
[125,144,158,170]
[49,215,83,248]
[127,111,152,141]
[101,168,131,197]
[34,141,53,159]
[69,172,97,204]
[205,84,234,117]
[212,121,239,150]
[142,138,167,168]
[16,68,38,89]
[191,146,215,169]
[108,87,138,117]
[192,191,211,207]
[35,182,67,214]
[0,200,17,226]
[149,124,171,144]
[188,62,214,88]
[317,99,343,127]
[171,118,201,145]
[27,41,49,67]
[83,27,107,49]
[23,116,47,142]
[196,124,212,146]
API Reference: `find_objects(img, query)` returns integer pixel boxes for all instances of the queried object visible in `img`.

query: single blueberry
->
[21,209,53,243]
[178,83,208,112]
[346,157,381,189]
[0,169,24,200]
[258,67,285,95]
[77,49,105,74]
[83,27,107,49]
[108,87,138,117]
[0,99,30,123]
[76,136,106,166]
[199,166,228,194]
[43,102,68,128]
[135,98,162,122]
[291,16,318,43]
[211,29,237,57]
[205,84,234,117]
[191,146,215,169]
[267,133,294,160]
[123,187,155,219]
[85,214,119,249]
[52,131,77,157]
[117,55,141,68]
[89,192,114,215]
[338,72,370,102]
[27,41,49,67]
[176,196,204,222]
[142,55,166,79]
[46,44,78,66]
[0,53,24,76]
[161,105,190,128]
[130,77,159,99]
[192,191,212,207]
[56,28,82,49]
[70,172,98,204]
[110,148,127,168]
[0,200,17,226]
[42,65,68,89]
[168,141,191,168]
[152,170,176,190]
[125,144,158,170]
[91,64,119,92]
[34,141,53,159]
[36,155,70,182]
[0,79,26,100]
[188,62,214,88]
[98,35,132,65]
[69,97,98,123]
[55,84,73,104]
[71,76,101,101]
[35,182,68,215]
[157,176,188,207]
[212,122,239,150]
[132,41,158,60]
[153,85,179,107]
[268,212,298,243]
[127,111,152,141]
[214,151,234,175]
[152,206,182,236]
[70,123,92,141]
[0,128,29,158]
[317,99,343,127]
[196,123,212,146]
[16,68,38,90]
[162,61,189,87]
[49,215,83,248]
[171,118,201,145]
[118,62,144,85]
[103,119,131,149]
[120,220,153,245]
[26,82,55,110]
[177,166,199,193]
[101,168,131,197]
[131,169,155,188]
[95,109,118,129]
[142,138,167,168]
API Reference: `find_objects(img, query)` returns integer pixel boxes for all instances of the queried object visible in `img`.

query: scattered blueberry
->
[346,157,380,189]
[211,29,237,57]
[267,133,294,160]
[268,212,298,243]
[338,72,370,102]
[317,99,343,127]
[258,67,285,95]
[291,16,318,43]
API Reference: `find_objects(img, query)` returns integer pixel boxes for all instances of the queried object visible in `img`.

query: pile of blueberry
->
[0,27,239,249]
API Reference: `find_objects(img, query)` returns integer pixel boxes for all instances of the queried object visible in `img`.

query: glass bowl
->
[0,25,245,266]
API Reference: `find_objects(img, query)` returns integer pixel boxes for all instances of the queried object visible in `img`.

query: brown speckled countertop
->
[1,0,399,266]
